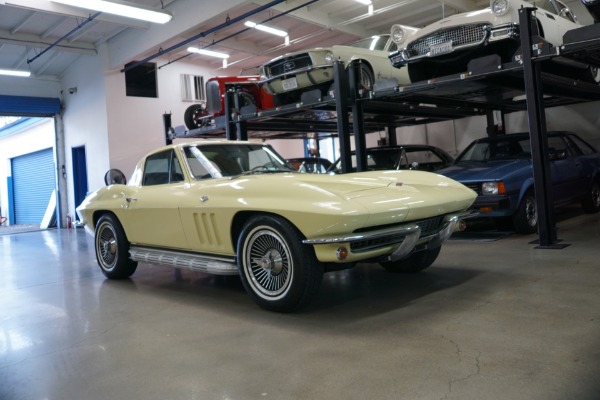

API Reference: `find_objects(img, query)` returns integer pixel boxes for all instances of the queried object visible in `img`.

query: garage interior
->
[2,0,600,399]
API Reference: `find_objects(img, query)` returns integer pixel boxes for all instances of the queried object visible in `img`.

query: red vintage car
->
[184,75,275,130]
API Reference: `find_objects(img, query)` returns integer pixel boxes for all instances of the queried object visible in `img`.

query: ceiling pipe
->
[121,0,297,73]
[27,12,101,65]
[158,0,320,70]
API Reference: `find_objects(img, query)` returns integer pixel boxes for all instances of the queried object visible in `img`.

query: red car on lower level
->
[184,75,274,130]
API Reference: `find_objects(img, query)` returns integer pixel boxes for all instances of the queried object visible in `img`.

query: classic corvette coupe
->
[77,141,476,312]
[437,132,600,233]
[259,33,413,105]
[388,0,598,83]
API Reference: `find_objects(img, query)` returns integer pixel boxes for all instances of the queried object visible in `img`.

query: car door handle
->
[121,192,138,208]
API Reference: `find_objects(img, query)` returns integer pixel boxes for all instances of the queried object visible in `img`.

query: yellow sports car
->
[77,141,476,312]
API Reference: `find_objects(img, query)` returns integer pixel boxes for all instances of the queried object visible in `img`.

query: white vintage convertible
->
[389,0,598,83]
[259,34,414,105]
[77,141,476,312]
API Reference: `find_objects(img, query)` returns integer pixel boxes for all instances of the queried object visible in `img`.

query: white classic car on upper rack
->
[259,33,415,106]
[388,0,599,83]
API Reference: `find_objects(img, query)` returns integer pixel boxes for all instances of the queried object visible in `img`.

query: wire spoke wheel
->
[245,228,292,298]
[238,215,323,312]
[96,221,118,270]
[94,214,137,279]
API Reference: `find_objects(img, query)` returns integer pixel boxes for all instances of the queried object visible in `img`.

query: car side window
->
[547,136,569,160]
[143,150,184,186]
[568,135,597,155]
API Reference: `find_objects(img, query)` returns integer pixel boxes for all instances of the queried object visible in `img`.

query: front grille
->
[265,53,313,77]
[350,216,445,253]
[407,24,489,58]
[464,183,481,195]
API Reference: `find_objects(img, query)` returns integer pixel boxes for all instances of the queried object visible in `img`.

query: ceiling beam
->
[0,29,97,55]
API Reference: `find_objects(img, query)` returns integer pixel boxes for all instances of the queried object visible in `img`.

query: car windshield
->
[183,143,294,178]
[350,34,394,51]
[330,147,449,172]
[456,137,532,162]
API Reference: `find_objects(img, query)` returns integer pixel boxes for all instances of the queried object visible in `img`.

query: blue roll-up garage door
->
[11,148,55,224]
[0,95,61,117]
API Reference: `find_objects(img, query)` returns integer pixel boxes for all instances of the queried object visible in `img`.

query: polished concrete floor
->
[2,209,600,400]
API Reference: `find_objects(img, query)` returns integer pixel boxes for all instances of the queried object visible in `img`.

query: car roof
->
[470,131,570,143]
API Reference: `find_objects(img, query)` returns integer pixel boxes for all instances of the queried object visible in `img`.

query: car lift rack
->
[172,7,600,249]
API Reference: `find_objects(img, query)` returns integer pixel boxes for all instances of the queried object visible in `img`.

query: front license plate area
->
[282,77,298,91]
[429,41,453,57]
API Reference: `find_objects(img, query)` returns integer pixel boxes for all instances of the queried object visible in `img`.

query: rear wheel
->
[237,215,323,312]
[513,190,537,234]
[95,214,137,279]
[380,246,441,273]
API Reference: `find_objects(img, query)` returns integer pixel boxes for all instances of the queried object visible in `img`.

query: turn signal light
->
[336,246,348,260]
[479,206,494,213]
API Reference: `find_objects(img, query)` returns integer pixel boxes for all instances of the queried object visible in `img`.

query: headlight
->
[490,0,510,16]
[258,66,266,80]
[481,181,506,195]
[324,51,335,64]
[391,24,405,44]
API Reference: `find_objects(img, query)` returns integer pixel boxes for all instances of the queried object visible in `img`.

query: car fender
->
[517,177,535,205]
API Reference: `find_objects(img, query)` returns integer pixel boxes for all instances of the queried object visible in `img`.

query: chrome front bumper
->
[389,23,519,67]
[303,211,474,261]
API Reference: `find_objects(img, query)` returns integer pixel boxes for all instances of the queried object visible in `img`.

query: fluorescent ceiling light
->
[51,0,172,24]
[244,21,287,37]
[187,47,230,59]
[354,0,372,5]
[0,68,31,77]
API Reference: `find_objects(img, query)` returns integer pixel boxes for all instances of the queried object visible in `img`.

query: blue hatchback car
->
[437,131,600,233]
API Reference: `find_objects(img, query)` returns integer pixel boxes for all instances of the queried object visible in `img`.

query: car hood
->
[438,159,531,182]
[266,44,387,63]
[231,170,476,221]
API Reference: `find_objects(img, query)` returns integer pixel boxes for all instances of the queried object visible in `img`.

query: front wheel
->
[95,214,137,279]
[380,246,441,273]
[183,103,208,130]
[586,66,600,84]
[513,190,537,234]
[582,179,600,213]
[237,215,323,312]
[355,62,375,91]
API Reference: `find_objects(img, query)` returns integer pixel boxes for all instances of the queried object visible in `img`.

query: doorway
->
[72,146,88,210]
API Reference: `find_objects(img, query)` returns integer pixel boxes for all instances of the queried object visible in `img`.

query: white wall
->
[103,59,216,177]
[59,47,111,218]
[0,76,60,98]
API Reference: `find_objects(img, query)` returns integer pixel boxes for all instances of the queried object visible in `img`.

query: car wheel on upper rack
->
[237,214,323,312]
[184,103,208,130]
[95,214,137,279]
[354,62,375,91]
